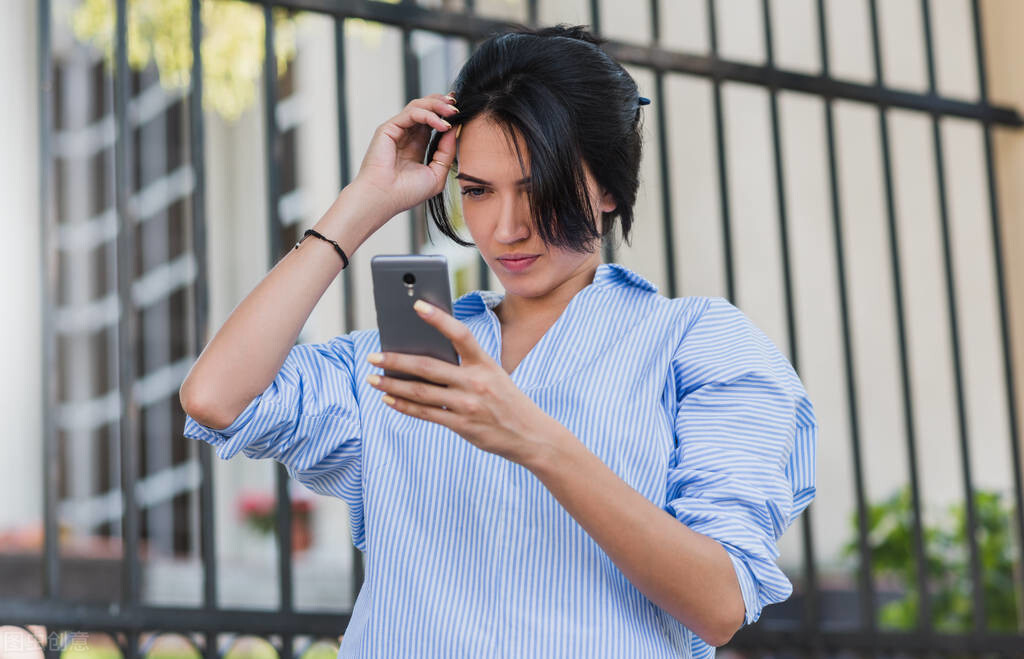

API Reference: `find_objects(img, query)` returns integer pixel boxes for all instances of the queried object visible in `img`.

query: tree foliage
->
[842,484,1022,632]
[70,0,299,121]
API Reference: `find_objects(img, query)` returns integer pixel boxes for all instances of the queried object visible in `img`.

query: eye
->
[460,186,488,199]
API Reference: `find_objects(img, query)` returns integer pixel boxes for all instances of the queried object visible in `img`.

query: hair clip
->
[638,96,651,106]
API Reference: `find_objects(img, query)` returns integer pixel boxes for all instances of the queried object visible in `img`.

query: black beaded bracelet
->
[293,228,349,269]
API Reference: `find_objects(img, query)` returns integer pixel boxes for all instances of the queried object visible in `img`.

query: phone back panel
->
[371,254,459,381]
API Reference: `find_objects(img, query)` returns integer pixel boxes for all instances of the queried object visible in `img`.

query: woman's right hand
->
[350,93,460,224]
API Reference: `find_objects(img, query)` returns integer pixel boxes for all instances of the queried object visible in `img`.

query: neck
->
[494,257,601,327]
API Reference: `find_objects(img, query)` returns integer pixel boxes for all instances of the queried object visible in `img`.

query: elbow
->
[690,596,745,648]
[179,380,233,430]
[179,379,198,419]
[707,598,746,647]
[708,619,741,648]
[179,376,208,422]
[697,622,739,649]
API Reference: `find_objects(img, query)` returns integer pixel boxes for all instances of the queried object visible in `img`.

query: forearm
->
[523,419,746,647]
[180,184,384,429]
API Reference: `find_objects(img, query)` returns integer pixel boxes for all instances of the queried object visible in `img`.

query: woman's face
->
[454,113,615,300]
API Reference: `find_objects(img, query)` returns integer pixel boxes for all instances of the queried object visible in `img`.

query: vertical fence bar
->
[38,0,61,610]
[588,0,615,265]
[815,0,876,637]
[649,0,677,299]
[334,15,365,608]
[263,0,295,619]
[761,0,821,646]
[526,0,537,26]
[866,0,933,637]
[189,1,221,656]
[114,0,142,640]
[335,18,356,335]
[971,0,1024,627]
[706,0,735,302]
[920,0,987,633]
[402,27,423,253]
[264,2,284,265]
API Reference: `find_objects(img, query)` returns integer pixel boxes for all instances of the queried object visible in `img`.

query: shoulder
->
[667,295,776,352]
[668,295,802,391]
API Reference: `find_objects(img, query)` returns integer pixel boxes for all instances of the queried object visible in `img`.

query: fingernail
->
[455,124,462,139]
[382,395,396,405]
[367,352,383,364]
[413,300,434,315]
[441,119,451,128]
[366,374,381,386]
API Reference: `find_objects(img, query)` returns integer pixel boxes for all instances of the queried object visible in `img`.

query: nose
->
[493,189,531,245]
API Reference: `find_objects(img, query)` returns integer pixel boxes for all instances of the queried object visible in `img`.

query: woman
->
[180,24,817,658]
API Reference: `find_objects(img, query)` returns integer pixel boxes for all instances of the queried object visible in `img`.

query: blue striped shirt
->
[183,262,817,658]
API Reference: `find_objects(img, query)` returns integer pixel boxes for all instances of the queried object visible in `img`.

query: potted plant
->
[237,492,314,553]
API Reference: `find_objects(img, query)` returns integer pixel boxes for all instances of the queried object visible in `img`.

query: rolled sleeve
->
[183,393,262,452]
[182,334,363,501]
[665,297,818,626]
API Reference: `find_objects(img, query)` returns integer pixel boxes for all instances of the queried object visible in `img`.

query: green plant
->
[69,0,301,122]
[842,484,1022,632]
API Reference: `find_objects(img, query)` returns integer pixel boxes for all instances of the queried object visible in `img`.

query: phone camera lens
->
[402,273,416,285]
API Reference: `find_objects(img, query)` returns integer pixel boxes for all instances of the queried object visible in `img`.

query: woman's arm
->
[523,423,746,648]
[365,299,811,647]
[179,184,382,429]
[359,302,746,646]
[179,94,459,429]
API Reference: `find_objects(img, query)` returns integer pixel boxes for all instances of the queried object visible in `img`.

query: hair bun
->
[529,24,606,47]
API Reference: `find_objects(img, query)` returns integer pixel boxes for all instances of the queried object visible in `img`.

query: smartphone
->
[370,254,459,384]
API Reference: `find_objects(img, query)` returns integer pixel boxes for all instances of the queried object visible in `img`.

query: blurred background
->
[1,0,1023,657]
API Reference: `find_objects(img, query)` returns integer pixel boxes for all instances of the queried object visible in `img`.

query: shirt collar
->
[593,262,659,293]
[453,289,504,321]
[452,262,658,321]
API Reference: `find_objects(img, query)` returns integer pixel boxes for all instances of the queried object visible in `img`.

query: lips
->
[497,254,540,272]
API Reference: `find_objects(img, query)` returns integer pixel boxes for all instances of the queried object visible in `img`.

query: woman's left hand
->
[365,299,555,465]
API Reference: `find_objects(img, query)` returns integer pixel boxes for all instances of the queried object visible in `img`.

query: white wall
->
[0,0,43,535]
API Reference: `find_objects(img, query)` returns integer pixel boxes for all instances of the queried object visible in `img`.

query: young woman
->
[180,24,817,659]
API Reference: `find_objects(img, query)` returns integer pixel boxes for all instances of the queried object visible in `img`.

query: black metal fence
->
[8,0,1024,657]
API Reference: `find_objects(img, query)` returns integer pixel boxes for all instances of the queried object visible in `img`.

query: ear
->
[598,188,616,214]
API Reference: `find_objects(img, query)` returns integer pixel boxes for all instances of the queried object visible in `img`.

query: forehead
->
[456,114,530,180]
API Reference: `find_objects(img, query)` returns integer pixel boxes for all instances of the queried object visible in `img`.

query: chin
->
[491,270,550,298]
[494,276,540,297]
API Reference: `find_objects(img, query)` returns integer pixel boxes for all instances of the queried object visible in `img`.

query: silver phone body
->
[370,254,459,383]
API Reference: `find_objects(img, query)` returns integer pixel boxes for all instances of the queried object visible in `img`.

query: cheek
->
[460,207,493,246]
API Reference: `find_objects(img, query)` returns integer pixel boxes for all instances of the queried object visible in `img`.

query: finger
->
[382,393,461,427]
[427,127,457,180]
[409,94,458,113]
[412,300,489,363]
[412,95,459,116]
[368,351,460,385]
[412,106,454,133]
[385,107,451,138]
[366,373,454,409]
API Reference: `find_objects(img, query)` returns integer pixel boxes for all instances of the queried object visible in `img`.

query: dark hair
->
[424,24,645,253]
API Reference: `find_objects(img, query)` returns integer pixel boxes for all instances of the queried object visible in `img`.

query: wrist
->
[519,415,578,475]
[313,183,391,256]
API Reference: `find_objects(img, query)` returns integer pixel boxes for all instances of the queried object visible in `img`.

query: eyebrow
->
[455,173,531,186]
